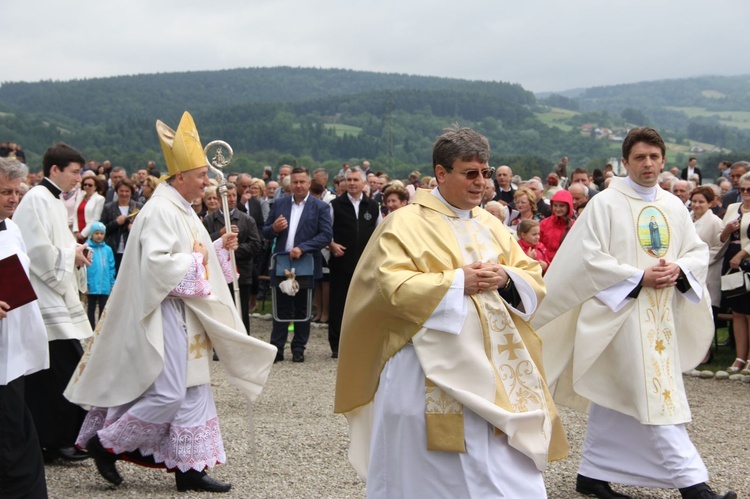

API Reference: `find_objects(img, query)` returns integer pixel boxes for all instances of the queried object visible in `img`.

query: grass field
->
[323,123,362,137]
[664,106,750,130]
[534,107,577,131]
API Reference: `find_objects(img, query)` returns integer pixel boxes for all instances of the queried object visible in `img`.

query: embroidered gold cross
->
[189,334,209,359]
[466,232,488,261]
[497,333,524,361]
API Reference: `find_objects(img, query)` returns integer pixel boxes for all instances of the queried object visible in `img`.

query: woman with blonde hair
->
[203,186,221,215]
[248,178,269,222]
[138,176,159,204]
[511,188,541,226]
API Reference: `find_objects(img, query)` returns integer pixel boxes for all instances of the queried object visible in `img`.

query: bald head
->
[496,165,512,189]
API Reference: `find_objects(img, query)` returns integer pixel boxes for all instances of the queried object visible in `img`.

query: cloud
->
[2,0,748,92]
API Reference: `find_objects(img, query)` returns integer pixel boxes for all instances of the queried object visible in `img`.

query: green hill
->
[1,68,748,180]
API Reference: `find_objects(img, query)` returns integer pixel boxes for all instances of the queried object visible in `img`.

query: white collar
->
[624,176,658,202]
[431,187,472,219]
[166,184,194,214]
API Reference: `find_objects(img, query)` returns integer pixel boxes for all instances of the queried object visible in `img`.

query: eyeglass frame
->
[444,166,495,180]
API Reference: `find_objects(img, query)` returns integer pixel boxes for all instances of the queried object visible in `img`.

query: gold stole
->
[626,198,682,421]
[423,214,551,452]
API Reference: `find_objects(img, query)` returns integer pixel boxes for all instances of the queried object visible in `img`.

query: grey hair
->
[731,161,749,173]
[527,179,543,190]
[705,183,721,197]
[671,179,689,193]
[347,166,366,181]
[0,157,28,181]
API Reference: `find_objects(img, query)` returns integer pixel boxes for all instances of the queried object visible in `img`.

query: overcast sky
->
[3,0,748,93]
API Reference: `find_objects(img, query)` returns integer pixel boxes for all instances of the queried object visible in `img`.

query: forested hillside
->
[1,68,748,180]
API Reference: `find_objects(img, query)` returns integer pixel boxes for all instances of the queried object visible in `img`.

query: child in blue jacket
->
[86,221,115,327]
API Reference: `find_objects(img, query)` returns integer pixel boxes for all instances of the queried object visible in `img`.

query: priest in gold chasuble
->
[533,127,736,499]
[334,127,568,498]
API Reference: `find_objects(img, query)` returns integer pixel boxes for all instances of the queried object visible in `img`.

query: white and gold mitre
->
[155,111,207,176]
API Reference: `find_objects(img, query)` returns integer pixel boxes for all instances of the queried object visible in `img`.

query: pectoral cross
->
[497,333,524,361]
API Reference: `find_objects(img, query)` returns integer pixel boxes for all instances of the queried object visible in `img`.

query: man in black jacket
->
[328,167,381,357]
[203,183,261,333]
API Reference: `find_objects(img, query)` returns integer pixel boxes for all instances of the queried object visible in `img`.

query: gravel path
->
[47,318,750,498]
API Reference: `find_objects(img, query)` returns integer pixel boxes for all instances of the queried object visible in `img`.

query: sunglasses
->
[739,187,750,193]
[451,167,495,180]
[83,183,95,187]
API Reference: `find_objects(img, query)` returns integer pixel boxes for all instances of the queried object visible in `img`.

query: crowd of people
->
[0,119,745,498]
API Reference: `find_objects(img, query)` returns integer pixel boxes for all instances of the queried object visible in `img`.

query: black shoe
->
[576,474,632,498]
[274,353,284,363]
[43,446,90,462]
[86,435,123,485]
[331,351,338,359]
[175,469,232,493]
[213,351,219,361]
[680,483,737,499]
[292,352,304,363]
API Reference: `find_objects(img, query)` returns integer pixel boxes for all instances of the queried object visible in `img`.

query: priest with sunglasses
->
[335,127,568,498]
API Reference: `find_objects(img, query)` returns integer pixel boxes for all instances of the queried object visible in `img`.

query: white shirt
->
[285,193,309,252]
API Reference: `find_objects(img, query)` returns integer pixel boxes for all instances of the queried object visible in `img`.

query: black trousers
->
[24,339,87,450]
[328,270,354,355]
[228,282,252,334]
[0,376,47,499]
[114,253,124,276]
[270,286,312,355]
[87,294,109,328]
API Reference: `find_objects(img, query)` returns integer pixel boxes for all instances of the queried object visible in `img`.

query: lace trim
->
[171,252,211,297]
[213,238,236,283]
[78,410,225,472]
[76,407,108,448]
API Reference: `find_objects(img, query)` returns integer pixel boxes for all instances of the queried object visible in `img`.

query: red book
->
[0,253,37,311]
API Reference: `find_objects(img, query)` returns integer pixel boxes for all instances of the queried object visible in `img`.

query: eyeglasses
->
[451,167,495,180]
[739,187,750,193]
[82,183,95,187]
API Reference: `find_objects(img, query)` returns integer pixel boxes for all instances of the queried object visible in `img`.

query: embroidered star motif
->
[662,389,671,402]
[655,339,666,354]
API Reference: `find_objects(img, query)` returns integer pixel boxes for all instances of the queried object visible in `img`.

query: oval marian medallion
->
[637,206,670,258]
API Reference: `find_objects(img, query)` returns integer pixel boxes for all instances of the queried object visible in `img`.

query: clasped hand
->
[642,258,680,289]
[463,261,508,295]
